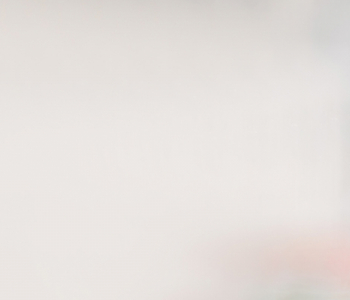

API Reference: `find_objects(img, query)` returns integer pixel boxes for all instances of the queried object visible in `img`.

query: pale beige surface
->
[0,1,346,299]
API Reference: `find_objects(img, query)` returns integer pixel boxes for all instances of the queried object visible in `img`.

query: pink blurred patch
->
[194,232,350,296]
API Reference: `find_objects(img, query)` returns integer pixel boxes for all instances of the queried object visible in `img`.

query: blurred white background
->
[0,0,347,299]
